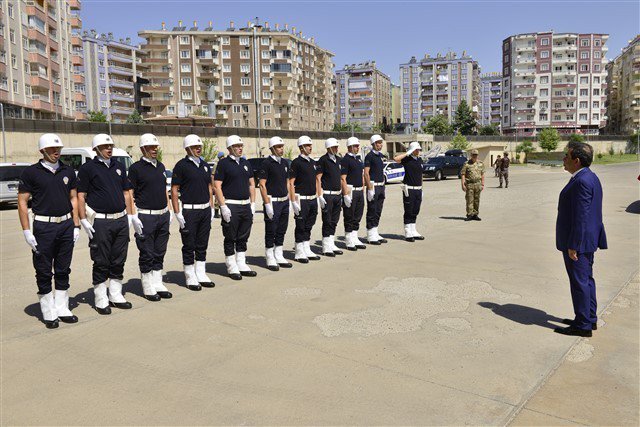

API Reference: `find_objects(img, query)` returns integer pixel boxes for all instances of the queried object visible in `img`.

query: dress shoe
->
[278,262,293,268]
[267,265,280,271]
[297,257,310,263]
[355,244,366,249]
[95,306,111,315]
[157,291,173,299]
[379,238,388,244]
[323,251,336,257]
[186,284,202,291]
[465,216,473,221]
[240,270,257,277]
[414,235,425,241]
[110,301,133,310]
[333,249,344,255]
[144,294,161,302]
[45,319,59,329]
[369,240,382,246]
[58,315,79,324]
[308,255,321,261]
[346,246,357,251]
[554,325,592,337]
[405,237,415,242]
[229,273,243,281]
[498,185,503,188]
[561,318,597,330]
[473,215,482,221]
[200,281,216,288]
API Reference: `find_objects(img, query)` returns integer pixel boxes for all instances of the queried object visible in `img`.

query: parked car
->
[0,162,30,205]
[422,156,467,181]
[59,147,133,174]
[383,161,405,184]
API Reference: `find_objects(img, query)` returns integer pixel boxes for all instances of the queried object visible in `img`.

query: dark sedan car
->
[422,156,467,181]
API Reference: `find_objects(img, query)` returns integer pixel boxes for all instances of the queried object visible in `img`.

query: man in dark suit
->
[555,142,607,337]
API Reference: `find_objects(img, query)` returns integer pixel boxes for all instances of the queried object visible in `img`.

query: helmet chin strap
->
[41,149,57,164]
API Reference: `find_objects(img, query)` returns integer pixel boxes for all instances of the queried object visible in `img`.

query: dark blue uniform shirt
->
[172,156,212,204]
[258,156,289,198]
[77,157,131,214]
[401,155,424,186]
[214,156,253,200]
[19,161,77,216]
[289,156,319,196]
[364,151,385,183]
[340,153,364,187]
[318,153,342,191]
[128,159,168,210]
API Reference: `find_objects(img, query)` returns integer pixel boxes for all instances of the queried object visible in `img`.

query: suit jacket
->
[556,167,607,252]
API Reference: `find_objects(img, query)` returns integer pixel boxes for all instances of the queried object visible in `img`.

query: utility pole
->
[1,103,6,162]
[251,17,263,157]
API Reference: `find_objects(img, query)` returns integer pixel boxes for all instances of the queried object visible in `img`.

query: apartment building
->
[605,35,639,134]
[390,83,401,125]
[0,0,84,119]
[502,32,609,136]
[479,72,502,129]
[400,51,480,128]
[81,30,146,122]
[334,61,391,131]
[138,20,335,131]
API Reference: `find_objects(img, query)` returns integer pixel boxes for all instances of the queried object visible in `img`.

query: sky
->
[82,0,639,83]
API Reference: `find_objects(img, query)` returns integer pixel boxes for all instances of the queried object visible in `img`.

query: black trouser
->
[366,185,386,229]
[264,200,289,248]
[180,208,211,265]
[221,204,253,256]
[403,188,423,224]
[32,218,74,294]
[90,216,129,285]
[343,190,364,233]
[135,212,170,273]
[321,194,342,237]
[294,198,318,243]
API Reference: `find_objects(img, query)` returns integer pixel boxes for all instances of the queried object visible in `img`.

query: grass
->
[593,154,639,164]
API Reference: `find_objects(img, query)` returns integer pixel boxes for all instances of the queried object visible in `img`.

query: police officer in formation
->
[171,134,215,291]
[316,138,344,257]
[289,135,321,263]
[461,149,485,221]
[341,137,367,251]
[394,141,425,242]
[364,134,388,245]
[78,134,134,314]
[259,136,293,271]
[214,135,258,280]
[127,133,173,301]
[18,134,80,328]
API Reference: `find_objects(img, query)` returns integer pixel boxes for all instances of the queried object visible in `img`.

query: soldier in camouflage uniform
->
[499,151,510,188]
[461,149,485,221]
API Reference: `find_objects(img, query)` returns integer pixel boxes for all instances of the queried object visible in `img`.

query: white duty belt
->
[298,195,317,200]
[322,190,341,195]
[137,206,169,215]
[269,196,288,202]
[373,182,385,187]
[182,203,210,210]
[225,199,251,205]
[351,186,364,191]
[33,213,72,223]
[404,185,422,190]
[93,210,127,220]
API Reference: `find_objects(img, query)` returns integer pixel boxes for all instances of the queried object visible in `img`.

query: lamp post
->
[632,100,640,160]
[250,17,263,158]
[0,103,6,162]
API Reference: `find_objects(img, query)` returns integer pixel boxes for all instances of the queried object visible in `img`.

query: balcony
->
[145,57,168,64]
[515,108,535,114]
[32,95,52,111]
[514,70,535,77]
[30,73,50,90]
[110,93,134,102]
[348,85,372,92]
[490,102,501,107]
[551,120,577,127]
[514,94,536,101]
[27,28,48,45]
[69,14,82,28]
[516,45,536,52]
[552,108,575,113]
[146,71,170,78]
[109,79,134,89]
[421,80,434,87]
[26,4,47,22]
[74,92,86,102]
[348,76,372,83]
[349,105,372,112]
[141,84,171,92]
[72,54,83,66]
[515,57,535,64]
[108,52,133,64]
[110,105,135,115]
[514,83,536,89]
[28,51,49,66]
[552,83,576,88]
[142,98,170,107]
[69,0,81,9]
[349,97,372,103]
[109,65,134,77]
[72,74,84,84]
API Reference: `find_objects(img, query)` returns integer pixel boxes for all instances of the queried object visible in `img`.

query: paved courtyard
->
[1,162,638,425]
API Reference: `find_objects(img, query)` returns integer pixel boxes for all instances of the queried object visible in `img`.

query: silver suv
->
[0,163,30,205]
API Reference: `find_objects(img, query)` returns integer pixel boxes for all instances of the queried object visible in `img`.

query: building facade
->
[400,52,480,128]
[605,35,639,135]
[390,83,401,125]
[502,32,609,136]
[334,61,391,131]
[81,30,146,123]
[0,0,85,119]
[479,72,502,129]
[138,20,335,131]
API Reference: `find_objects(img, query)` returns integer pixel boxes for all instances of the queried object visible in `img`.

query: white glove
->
[220,205,232,223]
[292,201,301,216]
[174,211,186,229]
[169,212,173,225]
[367,188,375,202]
[264,202,274,220]
[406,147,415,157]
[23,229,38,252]
[211,207,216,224]
[80,218,95,240]
[129,214,144,235]
[250,202,256,215]
[318,196,326,209]
[343,194,352,208]
[73,227,80,243]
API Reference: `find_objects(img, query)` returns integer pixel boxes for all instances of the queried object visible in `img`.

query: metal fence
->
[433,134,630,142]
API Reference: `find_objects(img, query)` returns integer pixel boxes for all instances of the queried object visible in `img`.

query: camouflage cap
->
[470,149,479,155]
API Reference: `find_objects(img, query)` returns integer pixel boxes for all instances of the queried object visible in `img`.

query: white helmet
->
[297,135,312,147]
[370,134,383,145]
[346,136,360,147]
[92,133,114,149]
[139,133,159,148]
[325,138,339,149]
[38,133,63,151]
[407,141,422,155]
[183,134,202,149]
[226,135,243,148]
[269,136,284,148]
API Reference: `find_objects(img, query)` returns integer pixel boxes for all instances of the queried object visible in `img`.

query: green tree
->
[424,114,453,135]
[452,99,477,135]
[283,146,294,160]
[87,110,107,122]
[332,122,362,132]
[125,109,144,124]
[629,132,639,154]
[156,147,163,163]
[568,133,585,144]
[516,140,534,153]
[478,124,499,136]
[192,107,206,116]
[538,128,560,152]
[201,137,218,162]
[449,134,471,151]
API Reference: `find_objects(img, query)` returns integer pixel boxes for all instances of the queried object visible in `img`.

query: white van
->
[60,147,133,174]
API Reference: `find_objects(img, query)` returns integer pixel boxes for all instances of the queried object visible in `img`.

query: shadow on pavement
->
[439,216,467,221]
[478,302,565,330]
[625,200,640,214]
[0,203,18,211]
[23,303,43,322]
[123,278,143,299]
[73,287,95,308]
[380,233,405,241]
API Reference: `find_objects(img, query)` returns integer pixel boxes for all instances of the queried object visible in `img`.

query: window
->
[593,88,600,96]
[224,91,232,99]
[241,90,251,99]
[181,77,191,86]
[221,36,230,45]
[579,101,588,109]
[23,59,28,73]
[579,113,587,121]
[263,105,271,113]
[594,51,601,59]
[592,113,599,120]
[180,50,190,58]
[262,91,271,99]
[0,50,4,63]
[181,64,191,72]
[580,51,589,59]
[180,36,189,45]
[11,54,16,69]
[540,51,549,58]
[9,29,15,44]
[580,76,589,84]
[233,119,241,127]
[593,64,600,72]
[262,64,270,73]
[181,91,192,100]
[223,64,231,72]
[99,73,105,80]
[261,50,269,59]
[540,76,549,84]
[541,38,549,46]
[232,105,241,113]
[12,79,18,93]
[239,37,249,46]
[580,39,589,47]
[264,119,271,127]
[539,113,548,121]
[594,39,601,47]
[539,101,548,109]
[241,77,250,86]
[580,64,589,72]
[593,101,599,108]
[580,89,588,96]
[540,63,549,71]
[239,50,250,59]
[540,88,549,96]
[262,77,270,86]
[261,38,269,46]
[223,77,231,86]
[240,64,250,73]
[22,36,28,50]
